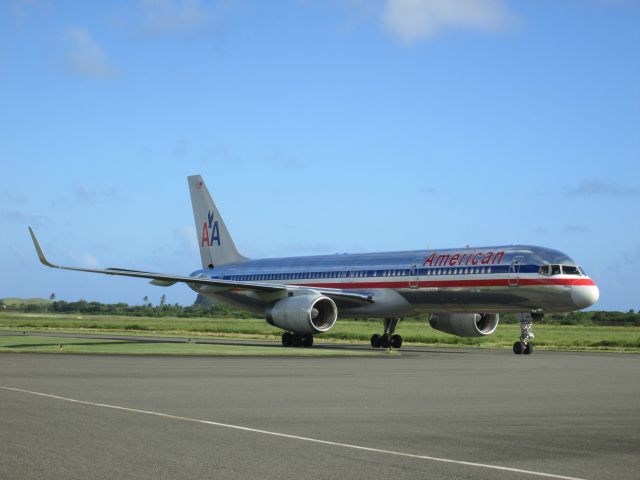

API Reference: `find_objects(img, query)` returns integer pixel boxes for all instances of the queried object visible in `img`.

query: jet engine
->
[429,313,499,337]
[266,294,338,334]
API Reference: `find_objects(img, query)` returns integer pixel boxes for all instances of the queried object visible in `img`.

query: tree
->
[194,294,214,306]
[49,293,56,301]
[160,294,166,307]
[143,296,149,305]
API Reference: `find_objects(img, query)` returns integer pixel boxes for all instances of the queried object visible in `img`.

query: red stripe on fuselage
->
[287,277,597,290]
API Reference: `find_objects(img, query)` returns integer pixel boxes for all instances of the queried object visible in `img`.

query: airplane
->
[28,174,599,354]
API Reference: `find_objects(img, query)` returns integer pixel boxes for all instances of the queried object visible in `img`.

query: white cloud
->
[0,209,49,227]
[64,28,116,79]
[174,224,199,254]
[138,0,228,37]
[565,179,640,197]
[564,225,589,233]
[382,0,516,43]
[51,185,121,209]
[74,252,100,268]
[1,190,29,206]
[9,0,47,21]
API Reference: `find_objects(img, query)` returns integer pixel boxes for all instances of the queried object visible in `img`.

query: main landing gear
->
[371,317,403,349]
[281,332,314,348]
[513,311,542,355]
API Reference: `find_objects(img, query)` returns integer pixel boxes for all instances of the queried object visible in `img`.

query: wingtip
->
[28,227,56,268]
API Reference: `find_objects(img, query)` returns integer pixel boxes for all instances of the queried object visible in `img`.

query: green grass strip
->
[0,335,383,357]
[1,313,638,352]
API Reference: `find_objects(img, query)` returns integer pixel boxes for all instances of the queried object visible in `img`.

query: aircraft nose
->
[571,285,599,309]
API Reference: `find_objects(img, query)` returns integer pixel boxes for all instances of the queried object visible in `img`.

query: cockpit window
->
[562,265,580,275]
[540,264,584,276]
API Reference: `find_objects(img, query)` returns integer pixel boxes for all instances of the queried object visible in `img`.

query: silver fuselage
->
[189,245,599,317]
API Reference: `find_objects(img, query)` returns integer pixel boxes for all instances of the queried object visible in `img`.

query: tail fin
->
[188,175,246,269]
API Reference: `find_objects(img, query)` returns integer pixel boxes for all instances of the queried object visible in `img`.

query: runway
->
[1,349,638,479]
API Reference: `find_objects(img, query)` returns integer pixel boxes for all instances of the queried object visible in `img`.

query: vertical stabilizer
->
[188,175,246,268]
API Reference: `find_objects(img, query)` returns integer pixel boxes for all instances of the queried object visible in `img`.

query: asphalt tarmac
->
[0,345,638,480]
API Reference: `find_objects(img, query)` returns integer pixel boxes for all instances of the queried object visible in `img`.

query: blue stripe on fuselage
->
[189,245,573,282]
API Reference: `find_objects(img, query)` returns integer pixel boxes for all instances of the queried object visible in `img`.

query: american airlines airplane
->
[29,175,599,355]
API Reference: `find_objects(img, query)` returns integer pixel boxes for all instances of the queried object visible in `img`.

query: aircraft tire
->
[291,333,302,347]
[513,341,523,354]
[370,334,381,348]
[282,332,292,347]
[381,334,391,348]
[524,343,533,355]
[302,334,314,347]
[391,334,403,349]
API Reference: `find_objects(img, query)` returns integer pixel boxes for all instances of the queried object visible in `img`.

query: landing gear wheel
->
[515,312,537,355]
[391,334,403,349]
[370,334,381,348]
[380,334,391,348]
[291,333,302,347]
[302,334,314,347]
[513,341,523,355]
[282,332,292,347]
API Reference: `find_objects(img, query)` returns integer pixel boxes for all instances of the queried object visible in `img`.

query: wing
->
[29,228,374,306]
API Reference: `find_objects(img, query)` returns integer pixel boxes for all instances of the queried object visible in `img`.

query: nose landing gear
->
[513,311,541,355]
[371,317,403,349]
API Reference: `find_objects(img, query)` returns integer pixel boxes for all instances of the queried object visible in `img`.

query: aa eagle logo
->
[200,210,220,247]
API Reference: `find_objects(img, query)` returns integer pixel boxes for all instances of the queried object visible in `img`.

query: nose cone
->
[571,285,600,309]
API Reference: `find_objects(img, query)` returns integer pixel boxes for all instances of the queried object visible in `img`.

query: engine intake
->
[266,294,338,334]
[429,313,499,337]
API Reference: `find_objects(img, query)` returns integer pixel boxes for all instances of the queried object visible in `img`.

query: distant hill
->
[1,298,51,306]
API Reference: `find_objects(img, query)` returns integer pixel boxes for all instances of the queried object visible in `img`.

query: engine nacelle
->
[265,295,338,334]
[429,313,499,337]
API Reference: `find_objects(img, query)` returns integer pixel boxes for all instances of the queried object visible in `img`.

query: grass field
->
[0,334,383,356]
[1,312,638,353]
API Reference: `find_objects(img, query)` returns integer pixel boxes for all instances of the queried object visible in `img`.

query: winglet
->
[28,227,58,268]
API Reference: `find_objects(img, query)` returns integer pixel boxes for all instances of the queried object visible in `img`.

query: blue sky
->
[1,0,639,310]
